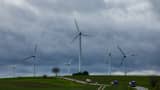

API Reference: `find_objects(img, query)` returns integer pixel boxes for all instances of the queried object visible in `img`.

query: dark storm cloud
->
[0,0,160,76]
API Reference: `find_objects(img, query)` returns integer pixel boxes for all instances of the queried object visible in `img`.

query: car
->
[86,78,92,83]
[129,80,136,87]
[111,80,119,86]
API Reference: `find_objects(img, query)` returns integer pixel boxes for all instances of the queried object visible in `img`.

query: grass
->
[0,76,159,90]
[0,77,98,90]
[68,75,160,90]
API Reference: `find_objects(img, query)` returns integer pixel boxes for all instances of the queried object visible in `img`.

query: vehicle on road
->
[111,80,119,86]
[129,80,136,87]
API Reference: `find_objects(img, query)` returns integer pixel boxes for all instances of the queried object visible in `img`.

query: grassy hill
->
[0,77,97,90]
[0,76,159,90]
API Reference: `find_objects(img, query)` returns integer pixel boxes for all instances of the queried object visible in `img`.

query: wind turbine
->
[108,51,112,76]
[24,44,38,77]
[9,65,17,77]
[0,64,16,77]
[64,59,72,75]
[117,46,135,76]
[72,19,88,72]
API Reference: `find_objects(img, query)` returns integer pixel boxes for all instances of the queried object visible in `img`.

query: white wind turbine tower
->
[65,59,72,75]
[9,65,17,77]
[72,19,88,72]
[107,50,112,76]
[24,44,38,77]
[117,46,135,76]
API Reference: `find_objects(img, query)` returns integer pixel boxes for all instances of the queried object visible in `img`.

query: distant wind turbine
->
[105,49,112,76]
[108,51,112,76]
[9,65,17,77]
[24,44,38,77]
[117,46,135,76]
[0,64,17,77]
[72,19,89,72]
[65,59,72,75]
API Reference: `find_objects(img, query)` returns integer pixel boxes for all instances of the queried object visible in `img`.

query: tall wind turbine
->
[108,51,112,76]
[72,19,88,72]
[65,59,72,75]
[117,46,135,76]
[24,44,38,77]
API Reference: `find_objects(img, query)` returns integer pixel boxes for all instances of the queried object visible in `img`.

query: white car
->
[86,78,92,83]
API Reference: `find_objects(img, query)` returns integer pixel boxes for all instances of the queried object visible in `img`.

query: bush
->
[83,71,89,75]
[72,71,89,76]
[42,74,48,78]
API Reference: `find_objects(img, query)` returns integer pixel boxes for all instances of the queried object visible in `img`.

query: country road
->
[135,86,148,90]
[61,77,148,90]
[98,84,107,90]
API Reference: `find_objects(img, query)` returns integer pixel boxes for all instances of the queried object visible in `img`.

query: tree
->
[52,67,60,77]
[42,74,48,78]
[83,71,89,75]
[72,71,89,76]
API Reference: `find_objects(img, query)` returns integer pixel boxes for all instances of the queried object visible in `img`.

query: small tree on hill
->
[52,67,60,77]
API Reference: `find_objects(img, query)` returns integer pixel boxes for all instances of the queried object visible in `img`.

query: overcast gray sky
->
[0,0,160,76]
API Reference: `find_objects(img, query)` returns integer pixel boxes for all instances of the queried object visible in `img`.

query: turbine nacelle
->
[79,32,82,35]
[32,56,36,58]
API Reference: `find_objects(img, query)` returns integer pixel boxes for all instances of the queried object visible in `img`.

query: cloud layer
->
[0,0,160,76]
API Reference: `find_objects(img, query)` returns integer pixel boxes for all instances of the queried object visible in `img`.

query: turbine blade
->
[120,58,125,66]
[106,49,112,57]
[71,34,79,42]
[23,56,33,61]
[74,19,80,32]
[65,63,70,66]
[109,52,112,56]
[131,54,136,56]
[117,46,126,57]
[34,44,38,56]
[81,33,90,37]
[69,59,72,64]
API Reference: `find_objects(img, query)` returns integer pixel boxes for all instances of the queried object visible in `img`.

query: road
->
[61,77,148,90]
[61,77,149,90]
[135,86,148,90]
[98,84,107,90]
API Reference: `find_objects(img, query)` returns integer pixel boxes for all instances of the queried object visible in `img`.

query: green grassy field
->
[0,77,97,90]
[68,76,160,90]
[0,76,159,90]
